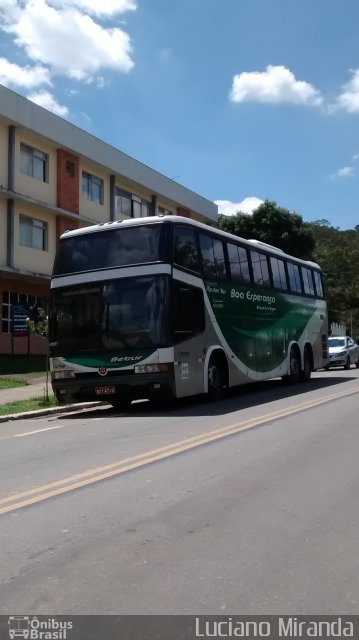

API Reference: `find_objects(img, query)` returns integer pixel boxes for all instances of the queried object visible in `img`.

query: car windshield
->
[328,337,346,348]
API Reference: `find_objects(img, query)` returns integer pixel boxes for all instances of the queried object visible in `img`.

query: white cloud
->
[49,0,137,17]
[0,0,20,23]
[27,90,69,116]
[330,166,355,179]
[3,0,134,81]
[215,197,264,216]
[0,0,135,98]
[336,69,359,113]
[0,57,51,88]
[353,153,359,161]
[230,65,323,107]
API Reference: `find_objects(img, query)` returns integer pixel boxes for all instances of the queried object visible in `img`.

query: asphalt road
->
[0,368,359,614]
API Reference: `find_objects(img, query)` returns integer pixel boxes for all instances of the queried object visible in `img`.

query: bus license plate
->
[95,386,116,395]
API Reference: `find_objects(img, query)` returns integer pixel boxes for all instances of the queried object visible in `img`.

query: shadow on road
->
[60,371,359,421]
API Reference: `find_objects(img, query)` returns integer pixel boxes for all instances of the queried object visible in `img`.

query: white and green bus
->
[49,215,328,409]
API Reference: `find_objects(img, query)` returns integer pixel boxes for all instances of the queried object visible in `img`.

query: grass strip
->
[0,378,28,390]
[0,395,58,416]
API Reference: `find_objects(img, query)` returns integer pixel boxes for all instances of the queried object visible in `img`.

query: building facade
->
[0,85,218,355]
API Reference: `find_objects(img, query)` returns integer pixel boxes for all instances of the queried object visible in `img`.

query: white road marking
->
[15,425,65,437]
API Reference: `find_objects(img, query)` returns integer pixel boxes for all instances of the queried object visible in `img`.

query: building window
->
[1,291,46,334]
[20,143,48,182]
[65,160,75,177]
[132,197,142,218]
[141,201,149,217]
[115,188,151,218]
[19,215,48,251]
[82,171,103,204]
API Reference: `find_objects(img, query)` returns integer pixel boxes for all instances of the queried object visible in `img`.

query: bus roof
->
[61,214,321,270]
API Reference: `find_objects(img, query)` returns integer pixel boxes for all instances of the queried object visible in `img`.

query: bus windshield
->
[53,224,165,276]
[50,275,170,355]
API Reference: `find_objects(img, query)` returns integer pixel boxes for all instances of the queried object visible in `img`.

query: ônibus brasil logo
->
[8,616,73,640]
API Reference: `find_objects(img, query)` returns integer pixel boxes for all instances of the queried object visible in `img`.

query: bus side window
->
[250,251,270,286]
[287,263,302,293]
[270,257,288,290]
[173,281,205,339]
[227,243,250,283]
[173,226,200,273]
[302,267,315,296]
[199,233,227,281]
[313,271,324,297]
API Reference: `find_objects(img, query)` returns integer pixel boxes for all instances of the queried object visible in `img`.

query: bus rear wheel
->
[283,347,300,384]
[300,347,312,382]
[207,355,224,401]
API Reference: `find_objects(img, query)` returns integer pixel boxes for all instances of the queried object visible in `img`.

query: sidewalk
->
[0,373,103,421]
[0,373,49,404]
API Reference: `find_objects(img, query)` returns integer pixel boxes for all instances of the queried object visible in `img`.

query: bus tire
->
[283,347,300,384]
[300,347,312,382]
[207,354,224,401]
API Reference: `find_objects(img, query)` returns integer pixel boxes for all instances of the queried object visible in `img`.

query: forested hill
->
[308,220,359,337]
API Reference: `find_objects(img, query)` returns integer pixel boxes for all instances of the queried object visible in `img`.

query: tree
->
[308,220,359,336]
[219,200,315,260]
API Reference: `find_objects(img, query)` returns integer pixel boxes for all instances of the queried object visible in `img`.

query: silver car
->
[326,336,359,370]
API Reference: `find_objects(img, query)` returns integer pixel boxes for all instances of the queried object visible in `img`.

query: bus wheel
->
[283,347,300,384]
[300,347,312,382]
[207,355,224,401]
[109,398,132,411]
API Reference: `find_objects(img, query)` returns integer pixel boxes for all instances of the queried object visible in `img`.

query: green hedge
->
[0,355,48,375]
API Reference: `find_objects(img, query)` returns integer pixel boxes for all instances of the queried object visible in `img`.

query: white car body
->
[326,336,359,369]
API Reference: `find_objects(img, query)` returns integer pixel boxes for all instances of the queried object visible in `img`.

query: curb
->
[0,401,105,423]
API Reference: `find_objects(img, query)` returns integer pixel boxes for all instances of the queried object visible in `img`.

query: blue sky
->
[1,0,359,229]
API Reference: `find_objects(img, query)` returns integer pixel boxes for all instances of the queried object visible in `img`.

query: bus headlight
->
[51,370,76,379]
